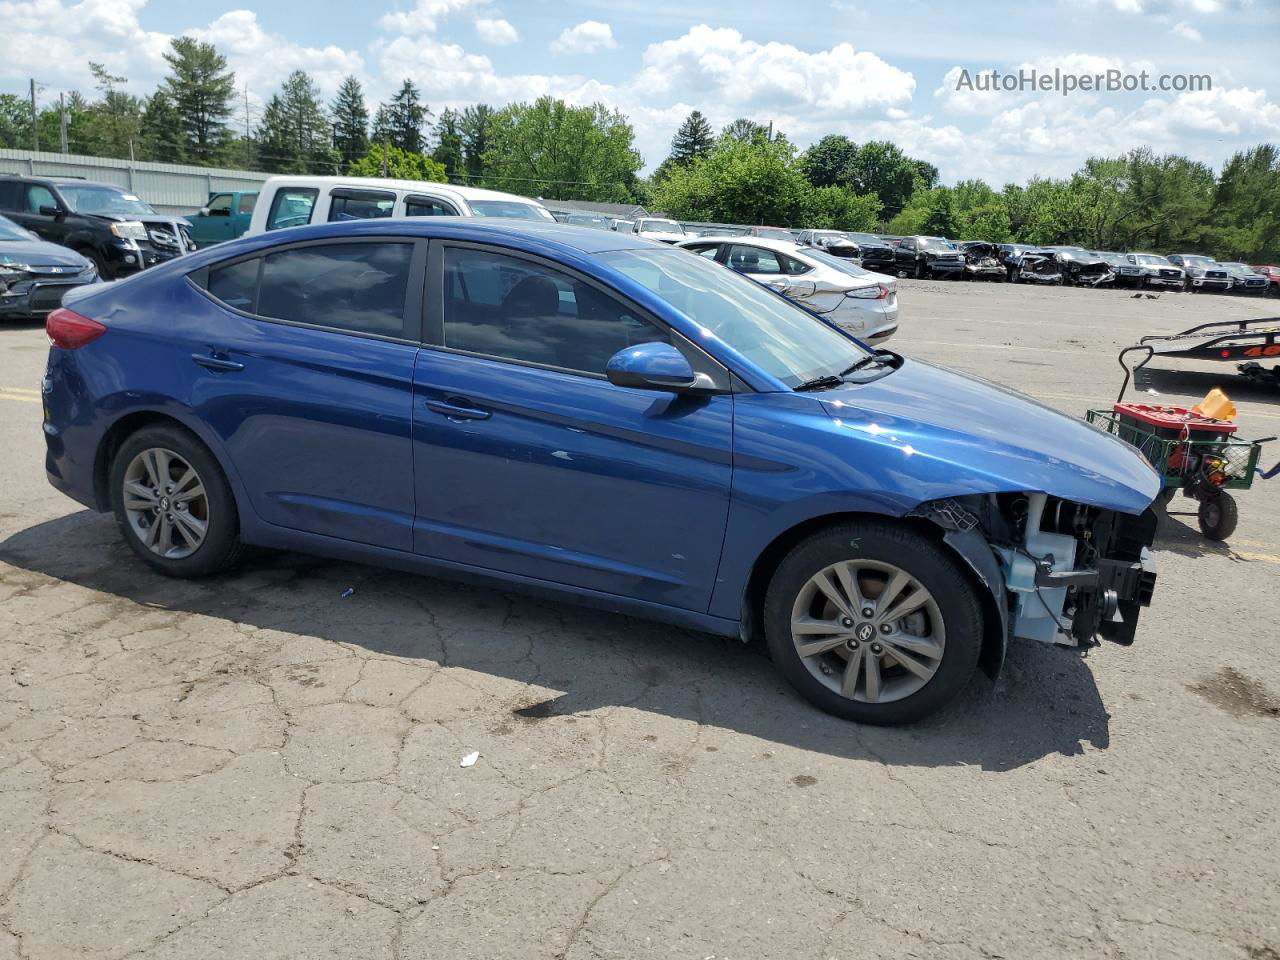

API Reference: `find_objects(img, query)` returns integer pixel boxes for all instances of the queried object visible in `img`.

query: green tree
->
[83,62,142,159]
[0,93,30,148]
[720,118,769,144]
[800,134,858,189]
[330,75,369,167]
[669,110,714,167]
[460,104,494,180]
[161,37,236,164]
[802,185,882,231]
[431,108,464,180]
[847,141,923,219]
[378,79,429,153]
[482,97,642,201]
[1208,144,1280,261]
[348,143,446,181]
[653,135,810,225]
[255,71,334,174]
[139,90,183,162]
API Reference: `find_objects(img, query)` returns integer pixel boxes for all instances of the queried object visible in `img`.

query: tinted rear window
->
[207,259,259,312]
[256,242,412,337]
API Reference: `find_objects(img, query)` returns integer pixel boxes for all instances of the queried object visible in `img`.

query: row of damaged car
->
[986,244,1278,294]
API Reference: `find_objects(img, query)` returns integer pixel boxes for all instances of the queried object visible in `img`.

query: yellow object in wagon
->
[1191,388,1236,421]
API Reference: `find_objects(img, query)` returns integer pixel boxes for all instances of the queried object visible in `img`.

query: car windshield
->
[919,238,955,251]
[468,200,555,221]
[640,220,684,234]
[0,216,31,241]
[599,248,870,388]
[58,185,155,216]
[755,228,794,241]
[800,247,877,280]
[1181,255,1215,267]
[1136,255,1172,266]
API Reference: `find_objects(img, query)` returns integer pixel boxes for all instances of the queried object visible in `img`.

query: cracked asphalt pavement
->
[2,281,1279,959]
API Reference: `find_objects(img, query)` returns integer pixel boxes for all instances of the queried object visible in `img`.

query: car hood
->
[816,358,1160,514]
[85,212,193,228]
[0,239,90,268]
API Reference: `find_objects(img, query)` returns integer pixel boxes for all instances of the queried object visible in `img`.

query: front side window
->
[26,185,58,214]
[467,200,555,221]
[205,194,233,215]
[599,248,870,389]
[442,247,669,375]
[257,242,412,337]
[328,190,396,222]
[265,188,318,231]
[405,195,459,217]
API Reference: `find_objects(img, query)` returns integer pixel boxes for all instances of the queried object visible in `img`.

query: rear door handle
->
[191,353,244,372]
[425,398,491,421]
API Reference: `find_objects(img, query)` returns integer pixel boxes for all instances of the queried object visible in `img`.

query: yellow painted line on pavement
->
[0,387,41,404]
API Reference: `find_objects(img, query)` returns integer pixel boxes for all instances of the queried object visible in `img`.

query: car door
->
[410,242,734,612]
[186,236,426,550]
[195,193,234,246]
[18,184,68,245]
[895,237,916,272]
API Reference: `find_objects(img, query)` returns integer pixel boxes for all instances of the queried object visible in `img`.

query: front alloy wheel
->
[764,522,984,725]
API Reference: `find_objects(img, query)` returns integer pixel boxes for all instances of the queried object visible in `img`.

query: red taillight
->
[46,308,107,349]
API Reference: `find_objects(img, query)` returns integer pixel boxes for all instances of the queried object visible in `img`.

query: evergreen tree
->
[721,118,768,144]
[669,110,713,166]
[379,79,429,153]
[431,108,464,180]
[161,37,236,164]
[460,103,494,180]
[255,71,334,174]
[84,62,142,159]
[139,91,183,162]
[330,75,368,167]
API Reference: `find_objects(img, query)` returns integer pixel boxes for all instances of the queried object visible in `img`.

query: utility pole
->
[244,84,251,168]
[382,136,389,177]
[59,92,68,153]
[29,79,38,152]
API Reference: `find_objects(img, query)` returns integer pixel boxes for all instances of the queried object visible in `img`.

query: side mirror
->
[606,342,703,393]
[199,207,211,217]
[39,205,64,219]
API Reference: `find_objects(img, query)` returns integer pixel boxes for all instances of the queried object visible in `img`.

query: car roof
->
[680,235,801,253]
[258,175,547,207]
[0,174,117,188]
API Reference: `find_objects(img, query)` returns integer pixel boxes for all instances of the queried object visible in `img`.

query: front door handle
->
[191,353,244,372]
[425,398,491,421]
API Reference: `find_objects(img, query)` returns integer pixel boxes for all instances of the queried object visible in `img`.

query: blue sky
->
[3,0,1277,185]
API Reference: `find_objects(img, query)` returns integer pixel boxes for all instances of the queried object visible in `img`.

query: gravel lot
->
[2,280,1278,960]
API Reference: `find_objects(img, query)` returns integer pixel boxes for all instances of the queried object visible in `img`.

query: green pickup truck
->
[186,191,258,248]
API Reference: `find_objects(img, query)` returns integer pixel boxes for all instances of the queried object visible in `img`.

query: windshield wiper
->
[839,353,891,376]
[793,374,845,392]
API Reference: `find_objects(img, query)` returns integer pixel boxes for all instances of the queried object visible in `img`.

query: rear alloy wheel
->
[110,425,242,577]
[764,522,983,725]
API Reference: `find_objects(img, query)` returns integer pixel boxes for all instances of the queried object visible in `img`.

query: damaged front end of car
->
[914,492,1159,673]
[1017,252,1064,284]
[959,242,1007,281]
[1057,251,1115,287]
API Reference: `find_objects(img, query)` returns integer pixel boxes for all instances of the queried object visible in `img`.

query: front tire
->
[110,425,243,577]
[763,522,984,725]
[914,260,928,280]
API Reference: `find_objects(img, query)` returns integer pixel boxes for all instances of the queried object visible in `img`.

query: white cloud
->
[377,0,487,35]
[1172,20,1202,39]
[550,20,617,54]
[1079,0,1252,12]
[475,17,518,45]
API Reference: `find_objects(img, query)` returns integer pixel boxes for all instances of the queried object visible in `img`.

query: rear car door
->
[187,236,426,550]
[410,242,733,612]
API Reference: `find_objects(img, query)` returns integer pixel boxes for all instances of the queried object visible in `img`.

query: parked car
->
[1252,265,1280,296]
[894,236,966,279]
[1166,254,1231,293]
[676,235,898,344]
[0,214,98,320]
[609,219,635,233]
[796,229,847,249]
[1043,247,1114,286]
[1218,262,1270,295]
[743,225,796,241]
[41,218,1161,725]
[841,233,897,274]
[246,176,555,236]
[995,244,1039,282]
[1010,251,1063,284]
[956,242,1006,281]
[0,175,193,278]
[1127,253,1185,289]
[1097,251,1143,288]
[186,191,257,248]
[631,218,687,244]
[560,212,612,231]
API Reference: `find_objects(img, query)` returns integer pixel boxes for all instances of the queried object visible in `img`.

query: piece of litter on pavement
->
[460,751,480,768]
[340,587,354,598]
[1147,388,1159,395]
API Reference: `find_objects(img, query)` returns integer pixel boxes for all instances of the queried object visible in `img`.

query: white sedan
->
[676,235,898,344]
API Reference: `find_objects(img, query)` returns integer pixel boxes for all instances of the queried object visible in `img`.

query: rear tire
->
[110,425,243,577]
[763,522,983,725]
[914,260,928,280]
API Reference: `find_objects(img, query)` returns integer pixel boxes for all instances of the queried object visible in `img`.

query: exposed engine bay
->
[919,493,1158,648]
[959,242,1007,280]
[1017,253,1064,284]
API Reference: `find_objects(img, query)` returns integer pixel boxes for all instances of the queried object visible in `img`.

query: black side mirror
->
[39,205,65,220]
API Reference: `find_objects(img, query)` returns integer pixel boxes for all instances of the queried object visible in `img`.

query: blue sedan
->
[40,218,1160,724]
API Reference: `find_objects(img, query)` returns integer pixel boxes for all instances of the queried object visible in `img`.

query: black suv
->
[0,176,194,279]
